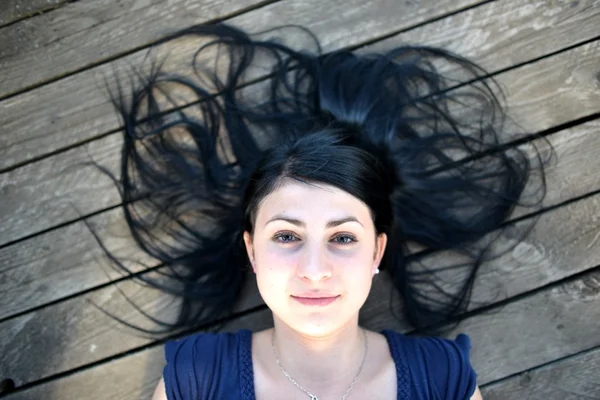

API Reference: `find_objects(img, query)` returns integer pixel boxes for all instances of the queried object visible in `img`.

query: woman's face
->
[243,180,387,337]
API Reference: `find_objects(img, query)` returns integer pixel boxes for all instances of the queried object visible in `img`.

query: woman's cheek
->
[329,246,369,270]
[257,247,297,286]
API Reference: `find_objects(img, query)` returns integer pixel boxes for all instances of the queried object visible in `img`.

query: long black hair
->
[103,23,548,333]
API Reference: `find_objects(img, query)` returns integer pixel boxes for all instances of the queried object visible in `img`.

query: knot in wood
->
[562,271,600,302]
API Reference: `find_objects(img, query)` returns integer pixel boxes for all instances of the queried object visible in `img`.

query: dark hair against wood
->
[0,0,599,397]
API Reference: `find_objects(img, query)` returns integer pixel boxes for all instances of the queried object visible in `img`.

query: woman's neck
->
[269,317,367,390]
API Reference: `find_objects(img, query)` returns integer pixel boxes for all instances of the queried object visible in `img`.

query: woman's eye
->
[273,233,356,245]
[331,235,356,245]
[274,233,299,243]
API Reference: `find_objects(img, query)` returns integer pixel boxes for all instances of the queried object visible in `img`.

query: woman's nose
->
[297,243,333,281]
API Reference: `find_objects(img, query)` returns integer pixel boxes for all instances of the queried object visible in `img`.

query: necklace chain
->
[271,328,368,400]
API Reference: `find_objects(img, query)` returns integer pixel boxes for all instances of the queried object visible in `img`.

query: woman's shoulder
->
[382,329,473,357]
[162,329,253,400]
[165,329,251,359]
[381,329,477,399]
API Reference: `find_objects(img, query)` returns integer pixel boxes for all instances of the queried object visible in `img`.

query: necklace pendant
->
[310,396,318,400]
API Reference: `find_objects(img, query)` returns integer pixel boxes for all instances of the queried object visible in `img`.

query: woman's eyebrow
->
[326,217,363,228]
[265,215,364,228]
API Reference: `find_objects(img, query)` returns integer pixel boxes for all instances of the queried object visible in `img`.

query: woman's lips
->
[291,295,340,306]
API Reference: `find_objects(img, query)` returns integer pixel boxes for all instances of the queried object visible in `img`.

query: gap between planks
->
[0,0,75,29]
[481,344,600,399]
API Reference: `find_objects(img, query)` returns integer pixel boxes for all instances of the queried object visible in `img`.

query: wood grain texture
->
[2,0,598,171]
[0,0,482,100]
[0,0,268,99]
[0,269,265,386]
[459,268,600,384]
[0,0,487,172]
[6,262,600,399]
[516,120,600,212]
[2,117,599,322]
[374,0,600,74]
[0,207,158,320]
[3,307,275,400]
[482,347,600,399]
[3,176,600,386]
[0,0,68,27]
[2,38,600,247]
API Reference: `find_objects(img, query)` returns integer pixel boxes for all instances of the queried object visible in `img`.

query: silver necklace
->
[270,328,368,400]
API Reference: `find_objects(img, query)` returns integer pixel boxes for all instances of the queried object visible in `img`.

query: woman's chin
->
[276,313,351,338]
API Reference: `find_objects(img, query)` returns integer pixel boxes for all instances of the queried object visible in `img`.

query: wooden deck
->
[1,0,600,398]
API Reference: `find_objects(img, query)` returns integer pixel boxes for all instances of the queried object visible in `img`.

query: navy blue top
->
[163,329,477,399]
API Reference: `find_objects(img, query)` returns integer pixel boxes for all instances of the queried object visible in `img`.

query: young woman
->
[106,23,546,399]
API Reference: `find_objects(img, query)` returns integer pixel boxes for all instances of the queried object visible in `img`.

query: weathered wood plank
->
[2,38,599,247]
[458,269,600,384]
[2,0,598,172]
[6,258,600,399]
[2,117,599,322]
[3,307,275,400]
[3,173,600,387]
[0,0,482,100]
[0,207,158,320]
[0,0,69,27]
[374,0,600,72]
[0,0,271,99]
[482,347,600,399]
[435,269,600,385]
[0,268,265,386]
[0,132,123,246]
[0,0,491,173]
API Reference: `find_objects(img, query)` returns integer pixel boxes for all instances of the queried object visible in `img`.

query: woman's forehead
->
[255,180,372,225]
